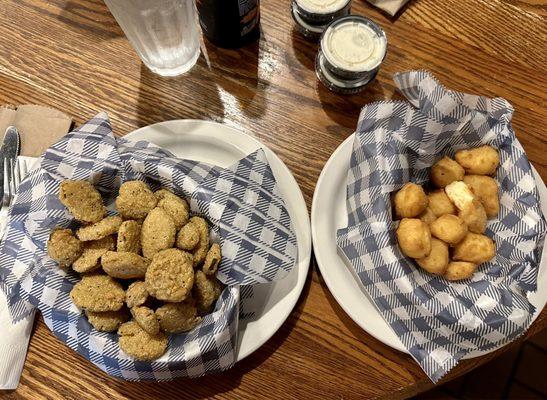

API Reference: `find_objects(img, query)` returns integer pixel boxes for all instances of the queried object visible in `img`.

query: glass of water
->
[104,0,201,77]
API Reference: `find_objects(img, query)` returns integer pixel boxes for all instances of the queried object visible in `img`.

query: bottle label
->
[239,0,260,37]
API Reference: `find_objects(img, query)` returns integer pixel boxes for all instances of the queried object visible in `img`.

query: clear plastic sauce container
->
[291,0,351,41]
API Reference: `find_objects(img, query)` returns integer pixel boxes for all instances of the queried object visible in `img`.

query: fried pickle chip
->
[154,189,180,202]
[176,221,200,251]
[76,216,122,241]
[72,235,116,273]
[117,220,141,253]
[47,228,83,267]
[118,321,168,361]
[458,200,487,234]
[193,270,222,313]
[156,301,202,333]
[116,180,158,220]
[141,207,176,259]
[394,183,428,219]
[419,207,437,225]
[59,180,106,223]
[430,156,465,188]
[70,274,125,312]
[101,251,151,279]
[86,309,129,332]
[444,261,477,281]
[416,238,449,275]
[429,214,468,245]
[396,218,432,259]
[189,216,210,267]
[145,248,194,302]
[463,175,499,218]
[125,281,149,309]
[131,306,160,335]
[455,145,499,175]
[428,190,456,217]
[203,243,221,276]
[453,233,495,264]
[445,181,475,211]
[157,196,189,231]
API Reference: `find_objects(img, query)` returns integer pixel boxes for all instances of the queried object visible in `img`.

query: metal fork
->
[2,157,28,208]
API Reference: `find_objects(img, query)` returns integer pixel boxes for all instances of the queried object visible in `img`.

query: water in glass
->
[105,0,201,76]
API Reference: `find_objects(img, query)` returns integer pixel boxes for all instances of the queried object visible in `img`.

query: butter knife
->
[0,126,21,200]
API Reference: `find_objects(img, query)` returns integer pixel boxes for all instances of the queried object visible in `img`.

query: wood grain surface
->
[0,0,546,399]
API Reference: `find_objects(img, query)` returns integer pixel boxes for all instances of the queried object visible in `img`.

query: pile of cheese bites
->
[48,180,222,361]
[393,146,500,281]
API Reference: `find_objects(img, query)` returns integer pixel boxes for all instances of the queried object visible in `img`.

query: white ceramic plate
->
[311,134,547,358]
[126,120,311,361]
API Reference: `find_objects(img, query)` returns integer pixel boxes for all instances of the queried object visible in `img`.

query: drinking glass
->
[104,0,201,76]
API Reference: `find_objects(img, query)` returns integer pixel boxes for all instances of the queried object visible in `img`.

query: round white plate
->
[311,134,547,358]
[126,120,311,361]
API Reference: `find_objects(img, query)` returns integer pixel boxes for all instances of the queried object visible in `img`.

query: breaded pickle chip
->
[444,261,477,281]
[118,321,168,361]
[396,218,432,259]
[176,221,200,251]
[193,270,222,313]
[117,220,141,253]
[141,207,176,259]
[47,228,83,267]
[154,189,180,202]
[131,306,160,335]
[430,156,465,188]
[455,145,499,175]
[158,196,189,231]
[145,249,194,302]
[453,233,495,264]
[73,235,116,273]
[125,281,149,308]
[190,216,210,267]
[76,216,122,241]
[156,301,202,333]
[203,243,221,276]
[116,180,158,220]
[416,238,449,276]
[463,175,499,218]
[428,190,456,217]
[59,180,105,223]
[101,251,151,279]
[70,274,125,312]
[394,183,428,219]
[86,309,129,332]
[430,214,468,246]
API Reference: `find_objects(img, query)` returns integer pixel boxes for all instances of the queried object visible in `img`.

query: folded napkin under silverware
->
[0,105,71,390]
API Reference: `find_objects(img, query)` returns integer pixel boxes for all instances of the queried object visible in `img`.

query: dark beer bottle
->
[197,0,260,48]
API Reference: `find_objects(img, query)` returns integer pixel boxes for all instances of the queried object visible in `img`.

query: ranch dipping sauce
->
[316,15,387,93]
[292,0,351,41]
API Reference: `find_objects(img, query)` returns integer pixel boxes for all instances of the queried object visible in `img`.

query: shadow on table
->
[104,263,313,399]
[58,0,123,40]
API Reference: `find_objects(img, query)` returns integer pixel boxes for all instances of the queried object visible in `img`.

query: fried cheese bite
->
[396,218,432,259]
[444,261,478,281]
[455,145,499,175]
[428,190,457,217]
[394,183,428,219]
[452,233,496,264]
[416,238,449,276]
[458,200,487,234]
[429,214,468,246]
[430,156,465,188]
[463,175,499,218]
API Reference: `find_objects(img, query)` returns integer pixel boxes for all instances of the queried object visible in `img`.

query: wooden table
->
[0,0,545,399]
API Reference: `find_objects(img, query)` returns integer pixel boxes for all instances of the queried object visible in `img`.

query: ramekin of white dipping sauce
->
[315,15,387,94]
[292,0,351,41]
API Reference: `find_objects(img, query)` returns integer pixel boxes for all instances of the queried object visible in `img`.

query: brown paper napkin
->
[0,105,72,156]
[367,0,410,16]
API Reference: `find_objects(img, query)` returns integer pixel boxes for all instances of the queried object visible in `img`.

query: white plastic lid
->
[295,0,350,15]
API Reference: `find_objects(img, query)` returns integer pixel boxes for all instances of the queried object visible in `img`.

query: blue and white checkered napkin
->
[336,71,546,382]
[0,112,298,380]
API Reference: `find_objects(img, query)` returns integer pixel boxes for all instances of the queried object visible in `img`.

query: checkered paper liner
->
[336,71,546,382]
[0,113,298,380]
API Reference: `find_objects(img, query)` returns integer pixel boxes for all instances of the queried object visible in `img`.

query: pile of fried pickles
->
[47,180,223,361]
[393,145,500,281]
